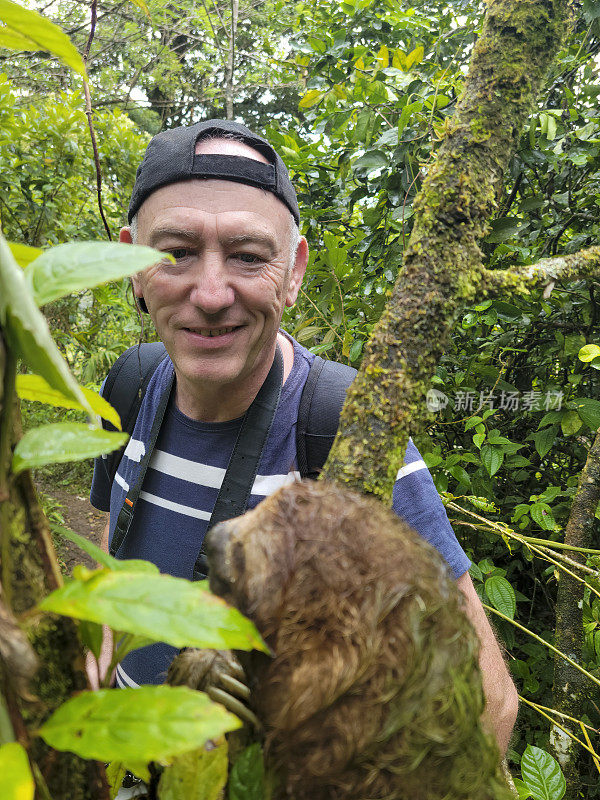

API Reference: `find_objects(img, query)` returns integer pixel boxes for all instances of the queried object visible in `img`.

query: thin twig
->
[82,0,112,241]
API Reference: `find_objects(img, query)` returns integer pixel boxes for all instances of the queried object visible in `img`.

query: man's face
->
[128,141,306,401]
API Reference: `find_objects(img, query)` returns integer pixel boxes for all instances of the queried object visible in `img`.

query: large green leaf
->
[38,568,268,652]
[0,0,85,76]
[51,524,158,574]
[38,687,241,764]
[16,374,121,429]
[480,444,503,476]
[12,423,127,474]
[229,743,265,800]
[532,426,558,460]
[520,746,566,800]
[0,233,94,415]
[159,740,228,800]
[0,742,34,800]
[24,242,166,307]
[574,397,600,431]
[8,242,42,268]
[485,576,516,620]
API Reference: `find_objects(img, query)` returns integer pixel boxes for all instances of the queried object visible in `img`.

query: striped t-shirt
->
[91,333,469,687]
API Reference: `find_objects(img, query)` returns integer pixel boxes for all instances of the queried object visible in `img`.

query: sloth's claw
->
[220,672,251,701]
[207,686,262,730]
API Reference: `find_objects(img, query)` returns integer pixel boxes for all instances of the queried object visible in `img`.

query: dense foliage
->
[1,0,600,797]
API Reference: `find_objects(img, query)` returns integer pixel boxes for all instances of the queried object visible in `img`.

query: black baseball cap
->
[128,119,300,226]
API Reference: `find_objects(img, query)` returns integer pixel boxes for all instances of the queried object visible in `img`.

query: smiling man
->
[90,120,517,754]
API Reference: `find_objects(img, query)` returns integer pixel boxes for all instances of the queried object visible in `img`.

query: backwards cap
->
[128,119,299,226]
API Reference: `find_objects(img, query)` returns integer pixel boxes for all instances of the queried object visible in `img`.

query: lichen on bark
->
[321,0,570,501]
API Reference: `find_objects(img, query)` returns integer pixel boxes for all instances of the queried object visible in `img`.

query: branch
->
[82,0,112,241]
[321,0,572,500]
[225,0,239,120]
[481,245,600,299]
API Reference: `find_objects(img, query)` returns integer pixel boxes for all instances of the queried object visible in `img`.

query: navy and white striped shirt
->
[91,333,469,687]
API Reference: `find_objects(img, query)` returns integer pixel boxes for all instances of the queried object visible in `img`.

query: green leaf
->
[16,374,121,429]
[574,398,600,431]
[25,242,165,307]
[229,743,265,800]
[106,762,128,800]
[0,742,34,800]
[51,523,158,574]
[38,569,268,652]
[514,778,532,799]
[480,444,503,476]
[298,89,322,109]
[560,410,581,436]
[485,576,516,619]
[127,0,150,18]
[532,426,557,459]
[0,233,94,415]
[580,343,600,362]
[520,745,566,800]
[473,433,485,449]
[79,619,104,661]
[8,242,42,268]
[353,150,388,171]
[485,216,527,243]
[159,740,228,800]
[0,0,86,76]
[530,502,555,531]
[448,464,470,486]
[12,423,127,474]
[38,687,241,764]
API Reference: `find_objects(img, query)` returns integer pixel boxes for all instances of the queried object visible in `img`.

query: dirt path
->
[37,483,107,574]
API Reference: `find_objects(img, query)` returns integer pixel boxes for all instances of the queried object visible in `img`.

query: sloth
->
[168,480,511,800]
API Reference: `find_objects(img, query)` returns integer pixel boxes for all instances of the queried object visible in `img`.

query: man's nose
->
[189,253,235,314]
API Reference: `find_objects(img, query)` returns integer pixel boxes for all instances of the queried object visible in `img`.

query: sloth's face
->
[204,491,291,629]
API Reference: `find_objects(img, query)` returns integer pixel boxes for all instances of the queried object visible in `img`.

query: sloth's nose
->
[205,521,233,596]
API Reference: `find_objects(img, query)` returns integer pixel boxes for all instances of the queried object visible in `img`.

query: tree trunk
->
[321,0,570,500]
[0,327,109,799]
[549,431,600,799]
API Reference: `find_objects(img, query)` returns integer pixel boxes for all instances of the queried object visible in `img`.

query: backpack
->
[100,342,357,487]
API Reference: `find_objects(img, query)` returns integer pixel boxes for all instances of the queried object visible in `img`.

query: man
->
[90,119,518,753]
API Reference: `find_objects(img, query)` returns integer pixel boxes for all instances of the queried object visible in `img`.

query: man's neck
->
[174,332,294,422]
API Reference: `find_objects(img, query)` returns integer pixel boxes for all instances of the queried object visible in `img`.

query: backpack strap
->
[101,342,169,489]
[296,356,357,480]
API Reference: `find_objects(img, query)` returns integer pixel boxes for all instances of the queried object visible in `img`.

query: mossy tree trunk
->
[321,0,570,499]
[549,431,600,799]
[0,327,109,799]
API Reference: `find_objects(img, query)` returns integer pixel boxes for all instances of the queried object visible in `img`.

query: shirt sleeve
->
[90,378,112,512]
[392,440,470,580]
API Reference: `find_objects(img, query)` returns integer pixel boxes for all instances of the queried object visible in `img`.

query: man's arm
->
[85,518,114,689]
[456,571,518,755]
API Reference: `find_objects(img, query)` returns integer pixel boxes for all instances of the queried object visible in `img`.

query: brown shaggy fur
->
[178,481,511,799]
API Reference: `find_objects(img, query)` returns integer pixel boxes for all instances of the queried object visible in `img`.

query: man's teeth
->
[190,327,235,337]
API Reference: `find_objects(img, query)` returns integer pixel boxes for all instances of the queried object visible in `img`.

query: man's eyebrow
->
[148,227,199,247]
[223,233,278,251]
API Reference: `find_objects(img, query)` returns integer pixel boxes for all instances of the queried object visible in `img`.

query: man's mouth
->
[184,326,238,337]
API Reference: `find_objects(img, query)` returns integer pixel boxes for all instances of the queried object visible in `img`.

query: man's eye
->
[235,253,261,264]
[168,248,190,260]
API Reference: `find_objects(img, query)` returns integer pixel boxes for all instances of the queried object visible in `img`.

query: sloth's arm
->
[457,572,519,755]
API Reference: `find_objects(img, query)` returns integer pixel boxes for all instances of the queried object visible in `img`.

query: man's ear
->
[119,226,133,245]
[285,237,309,308]
[121,227,148,312]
